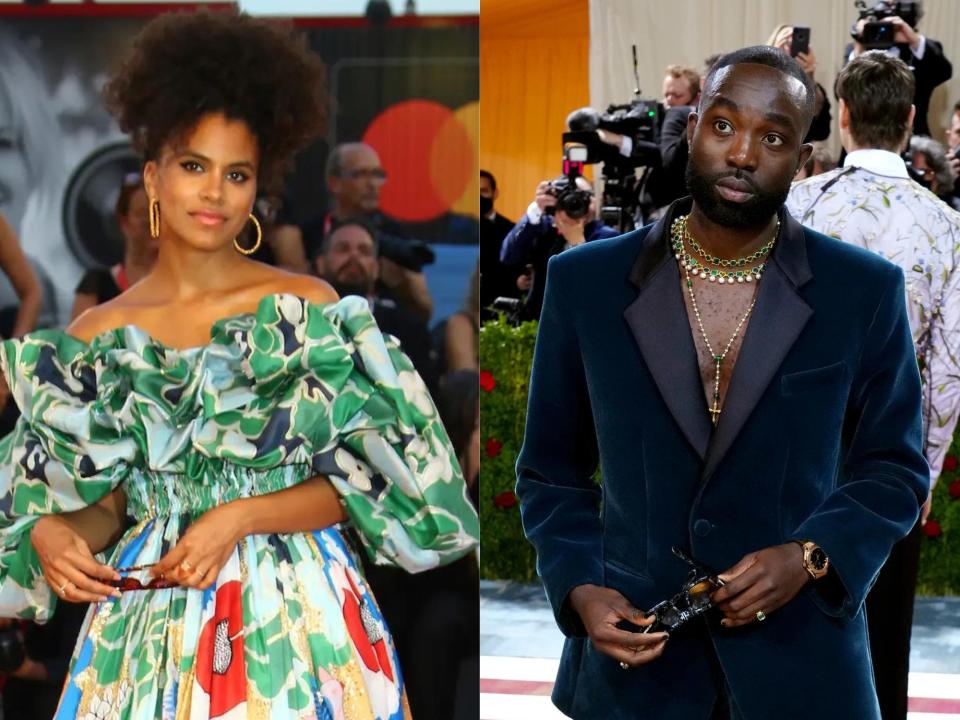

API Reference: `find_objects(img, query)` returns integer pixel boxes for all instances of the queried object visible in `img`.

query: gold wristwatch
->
[794,540,829,580]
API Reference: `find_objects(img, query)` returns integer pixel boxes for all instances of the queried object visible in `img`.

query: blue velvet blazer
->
[515,199,928,719]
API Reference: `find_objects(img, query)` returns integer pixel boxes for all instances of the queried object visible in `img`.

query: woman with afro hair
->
[0,9,478,719]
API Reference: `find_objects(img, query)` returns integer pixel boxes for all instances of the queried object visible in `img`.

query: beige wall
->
[589,0,960,157]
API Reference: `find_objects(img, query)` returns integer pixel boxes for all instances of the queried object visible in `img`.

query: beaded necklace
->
[671,215,779,285]
[672,213,778,425]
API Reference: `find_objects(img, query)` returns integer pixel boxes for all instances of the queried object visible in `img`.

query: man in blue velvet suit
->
[516,46,928,720]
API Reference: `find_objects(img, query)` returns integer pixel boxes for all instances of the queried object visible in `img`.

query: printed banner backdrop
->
[0,13,478,327]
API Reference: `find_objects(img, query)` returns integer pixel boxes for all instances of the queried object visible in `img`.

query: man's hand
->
[709,543,810,628]
[569,584,669,667]
[516,265,533,292]
[597,129,626,150]
[947,150,959,182]
[535,181,558,212]
[555,210,588,246]
[882,15,922,50]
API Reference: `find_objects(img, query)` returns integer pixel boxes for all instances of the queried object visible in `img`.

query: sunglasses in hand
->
[638,547,726,634]
[107,565,179,592]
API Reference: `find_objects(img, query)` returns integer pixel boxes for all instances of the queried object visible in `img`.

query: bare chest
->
[679,275,758,413]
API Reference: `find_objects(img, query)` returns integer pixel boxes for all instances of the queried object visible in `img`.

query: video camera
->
[563,99,662,168]
[851,0,923,50]
[560,47,664,233]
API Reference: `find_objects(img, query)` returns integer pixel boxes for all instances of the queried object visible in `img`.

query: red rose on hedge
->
[943,455,958,472]
[923,519,942,537]
[485,438,503,458]
[480,370,496,392]
[950,480,960,499]
[493,491,517,509]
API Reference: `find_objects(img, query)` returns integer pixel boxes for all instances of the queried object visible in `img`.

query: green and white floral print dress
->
[0,294,479,720]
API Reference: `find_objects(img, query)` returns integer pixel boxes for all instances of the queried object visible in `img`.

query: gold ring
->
[756,610,767,622]
[619,661,629,670]
[180,560,193,572]
[58,581,68,594]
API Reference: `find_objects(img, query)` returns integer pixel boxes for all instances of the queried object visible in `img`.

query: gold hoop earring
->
[233,213,262,255]
[149,199,161,239]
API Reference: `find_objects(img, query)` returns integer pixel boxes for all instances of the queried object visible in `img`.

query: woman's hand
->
[151,503,247,590]
[30,515,120,603]
[795,48,817,79]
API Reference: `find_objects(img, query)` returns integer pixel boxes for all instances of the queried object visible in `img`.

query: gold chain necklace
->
[672,214,770,425]
[671,215,778,285]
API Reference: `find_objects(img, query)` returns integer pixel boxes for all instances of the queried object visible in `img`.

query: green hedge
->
[478,317,539,581]
[917,439,960,595]
[480,318,960,594]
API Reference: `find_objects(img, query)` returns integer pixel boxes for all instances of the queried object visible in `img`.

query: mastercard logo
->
[363,98,479,223]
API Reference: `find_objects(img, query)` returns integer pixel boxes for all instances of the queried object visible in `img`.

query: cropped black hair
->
[702,45,816,135]
[103,9,326,193]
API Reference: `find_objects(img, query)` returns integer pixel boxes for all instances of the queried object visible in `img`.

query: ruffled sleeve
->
[241,295,479,573]
[0,333,136,621]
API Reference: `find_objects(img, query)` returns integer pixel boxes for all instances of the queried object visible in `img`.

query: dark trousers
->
[362,555,479,720]
[866,520,923,720]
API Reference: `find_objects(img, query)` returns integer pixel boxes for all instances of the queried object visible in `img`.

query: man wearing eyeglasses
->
[272,142,435,321]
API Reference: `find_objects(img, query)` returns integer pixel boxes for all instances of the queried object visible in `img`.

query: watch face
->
[810,547,827,571]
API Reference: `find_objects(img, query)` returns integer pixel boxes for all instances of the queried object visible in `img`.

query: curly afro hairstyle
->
[103,9,325,193]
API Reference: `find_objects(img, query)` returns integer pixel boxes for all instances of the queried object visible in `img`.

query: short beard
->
[685,159,789,230]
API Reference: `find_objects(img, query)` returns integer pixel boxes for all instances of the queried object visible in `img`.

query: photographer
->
[847,0,951,137]
[500,175,618,320]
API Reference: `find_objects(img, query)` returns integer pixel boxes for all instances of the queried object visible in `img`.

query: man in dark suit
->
[517,45,927,719]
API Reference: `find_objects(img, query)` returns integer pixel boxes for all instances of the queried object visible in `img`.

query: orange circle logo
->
[363,99,478,223]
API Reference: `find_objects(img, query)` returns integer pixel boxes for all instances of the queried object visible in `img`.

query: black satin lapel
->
[702,262,813,480]
[624,260,712,459]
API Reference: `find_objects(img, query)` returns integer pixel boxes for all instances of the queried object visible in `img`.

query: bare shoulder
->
[66,299,130,344]
[262,271,339,306]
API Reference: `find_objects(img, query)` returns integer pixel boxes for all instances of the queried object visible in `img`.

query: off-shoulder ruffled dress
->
[0,294,479,720]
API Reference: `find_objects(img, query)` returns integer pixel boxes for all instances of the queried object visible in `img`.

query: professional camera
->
[377,233,435,272]
[544,176,593,219]
[851,0,923,50]
[564,100,662,166]
[543,144,594,220]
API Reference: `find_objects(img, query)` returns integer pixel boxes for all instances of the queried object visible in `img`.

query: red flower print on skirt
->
[196,581,247,718]
[342,571,394,683]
